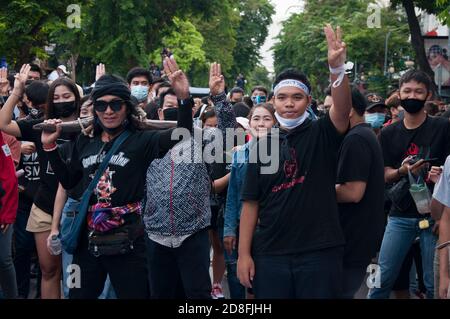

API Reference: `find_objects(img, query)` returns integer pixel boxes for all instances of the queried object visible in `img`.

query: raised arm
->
[95,63,106,82]
[0,64,31,137]
[209,62,237,135]
[324,25,351,134]
[158,57,193,152]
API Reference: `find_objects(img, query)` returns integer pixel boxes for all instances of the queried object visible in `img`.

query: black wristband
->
[178,96,194,107]
[210,92,227,105]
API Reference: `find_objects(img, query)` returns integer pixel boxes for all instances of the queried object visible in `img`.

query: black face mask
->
[400,98,426,114]
[163,108,178,121]
[54,101,78,118]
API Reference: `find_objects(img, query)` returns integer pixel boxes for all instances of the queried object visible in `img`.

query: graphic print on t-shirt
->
[284,148,298,178]
[92,168,117,205]
[403,143,430,162]
[46,162,55,175]
[272,147,306,193]
[405,143,419,158]
[23,153,40,181]
[82,152,130,169]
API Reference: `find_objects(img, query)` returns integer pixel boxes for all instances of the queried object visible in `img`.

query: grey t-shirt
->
[433,155,450,207]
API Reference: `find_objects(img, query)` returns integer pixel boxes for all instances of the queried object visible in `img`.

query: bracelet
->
[397,167,404,177]
[11,91,22,99]
[43,142,57,152]
[329,64,346,74]
[329,61,353,88]
[436,241,450,250]
[78,118,89,136]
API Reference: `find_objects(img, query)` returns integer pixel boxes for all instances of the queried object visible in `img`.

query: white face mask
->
[275,111,308,130]
[131,85,149,102]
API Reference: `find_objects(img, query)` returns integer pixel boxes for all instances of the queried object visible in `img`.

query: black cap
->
[365,93,386,111]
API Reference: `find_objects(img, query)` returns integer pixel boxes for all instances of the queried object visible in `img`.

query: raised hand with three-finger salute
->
[209,62,225,97]
[163,57,190,100]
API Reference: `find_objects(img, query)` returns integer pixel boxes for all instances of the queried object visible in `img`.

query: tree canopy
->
[0,0,274,87]
[273,0,414,97]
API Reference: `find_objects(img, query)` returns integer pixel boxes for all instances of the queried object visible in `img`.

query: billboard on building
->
[424,37,450,87]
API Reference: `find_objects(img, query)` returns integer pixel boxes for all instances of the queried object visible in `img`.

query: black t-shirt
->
[337,123,385,267]
[17,151,40,208]
[58,140,85,201]
[241,115,345,256]
[379,116,450,218]
[17,119,74,215]
[209,156,230,204]
[48,130,167,208]
[48,97,194,210]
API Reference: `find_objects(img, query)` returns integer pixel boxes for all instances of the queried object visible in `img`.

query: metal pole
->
[384,31,391,76]
[448,26,450,55]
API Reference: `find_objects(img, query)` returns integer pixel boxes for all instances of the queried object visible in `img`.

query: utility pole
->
[384,31,391,76]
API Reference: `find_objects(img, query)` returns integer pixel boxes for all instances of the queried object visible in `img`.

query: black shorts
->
[209,206,223,231]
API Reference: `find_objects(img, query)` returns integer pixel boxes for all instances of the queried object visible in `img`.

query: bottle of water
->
[49,235,62,255]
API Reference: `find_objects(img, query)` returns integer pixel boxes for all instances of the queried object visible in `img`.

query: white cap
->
[236,117,250,130]
[76,84,84,98]
[57,65,69,75]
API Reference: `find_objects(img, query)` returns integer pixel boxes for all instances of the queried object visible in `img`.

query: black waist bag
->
[88,216,144,257]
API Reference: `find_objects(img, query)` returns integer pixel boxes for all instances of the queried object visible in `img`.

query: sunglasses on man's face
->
[93,99,124,112]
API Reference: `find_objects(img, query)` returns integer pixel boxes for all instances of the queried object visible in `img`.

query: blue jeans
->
[368,216,437,299]
[224,249,246,299]
[253,247,344,299]
[61,198,116,299]
[0,224,17,298]
[218,224,246,299]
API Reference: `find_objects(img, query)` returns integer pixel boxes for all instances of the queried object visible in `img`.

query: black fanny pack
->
[88,215,144,257]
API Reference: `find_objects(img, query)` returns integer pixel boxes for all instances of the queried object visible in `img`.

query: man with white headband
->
[237,24,352,298]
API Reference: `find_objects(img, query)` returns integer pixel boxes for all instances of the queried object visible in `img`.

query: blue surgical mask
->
[365,113,385,129]
[131,85,149,102]
[251,95,266,105]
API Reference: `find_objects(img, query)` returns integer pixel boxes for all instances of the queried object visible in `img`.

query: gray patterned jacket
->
[143,93,236,236]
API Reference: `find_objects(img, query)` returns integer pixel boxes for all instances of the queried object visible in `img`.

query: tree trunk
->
[402,0,437,92]
[70,53,79,82]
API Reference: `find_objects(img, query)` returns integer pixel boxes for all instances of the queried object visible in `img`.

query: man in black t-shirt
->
[368,70,450,299]
[335,88,385,298]
[237,25,352,299]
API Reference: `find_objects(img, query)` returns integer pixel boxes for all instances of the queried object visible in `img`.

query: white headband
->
[273,79,310,96]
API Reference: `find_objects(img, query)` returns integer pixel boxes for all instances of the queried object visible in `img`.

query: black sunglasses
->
[93,99,125,112]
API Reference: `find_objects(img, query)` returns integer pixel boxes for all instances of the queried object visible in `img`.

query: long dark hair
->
[46,77,81,119]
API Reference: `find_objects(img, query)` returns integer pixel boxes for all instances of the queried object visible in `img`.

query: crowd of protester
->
[1,25,450,299]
